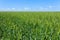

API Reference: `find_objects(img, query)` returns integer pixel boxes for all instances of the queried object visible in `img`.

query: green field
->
[0,12,60,40]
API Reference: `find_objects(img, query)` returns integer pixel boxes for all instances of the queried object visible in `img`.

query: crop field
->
[0,12,60,40]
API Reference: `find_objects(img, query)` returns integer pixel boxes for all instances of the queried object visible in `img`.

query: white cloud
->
[0,8,16,11]
[11,8,16,11]
[39,7,48,11]
[48,5,56,9]
[40,7,43,10]
[7,8,10,9]
[12,8,15,10]
[24,7,31,11]
[48,6,52,8]
[7,8,11,10]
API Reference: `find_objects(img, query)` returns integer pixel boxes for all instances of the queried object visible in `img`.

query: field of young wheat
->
[0,12,60,40]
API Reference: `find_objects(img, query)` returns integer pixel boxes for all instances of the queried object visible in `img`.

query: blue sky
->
[0,0,60,11]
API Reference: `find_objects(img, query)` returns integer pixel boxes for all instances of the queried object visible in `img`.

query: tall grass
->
[0,12,60,40]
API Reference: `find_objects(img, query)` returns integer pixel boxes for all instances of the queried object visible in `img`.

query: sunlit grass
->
[0,12,60,40]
